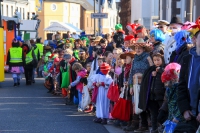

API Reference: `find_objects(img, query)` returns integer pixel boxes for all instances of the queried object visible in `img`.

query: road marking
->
[0,97,63,99]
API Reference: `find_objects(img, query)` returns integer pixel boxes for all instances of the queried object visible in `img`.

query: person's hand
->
[196,113,200,122]
[157,110,168,124]
[152,71,157,76]
[68,85,71,89]
[183,110,193,121]
[156,67,160,72]
[96,82,100,87]
[172,118,179,123]
[130,88,133,95]
[113,42,116,48]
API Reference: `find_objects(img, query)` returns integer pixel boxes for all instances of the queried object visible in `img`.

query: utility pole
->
[94,0,96,36]
[98,0,102,36]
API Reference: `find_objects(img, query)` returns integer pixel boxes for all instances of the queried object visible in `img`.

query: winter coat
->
[169,44,189,64]
[139,66,165,110]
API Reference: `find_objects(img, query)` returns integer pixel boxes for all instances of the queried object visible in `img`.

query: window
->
[1,5,3,15]
[27,12,30,20]
[23,8,25,19]
[87,17,88,27]
[11,6,13,16]
[6,5,8,16]
[51,3,57,11]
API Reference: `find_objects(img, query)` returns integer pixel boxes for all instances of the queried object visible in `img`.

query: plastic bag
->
[163,120,177,133]
[107,82,119,102]
[60,67,70,88]
[81,86,91,110]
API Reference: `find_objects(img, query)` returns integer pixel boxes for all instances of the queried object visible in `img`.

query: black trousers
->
[148,100,163,130]
[24,66,33,84]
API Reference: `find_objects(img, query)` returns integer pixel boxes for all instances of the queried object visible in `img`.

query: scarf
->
[124,63,131,79]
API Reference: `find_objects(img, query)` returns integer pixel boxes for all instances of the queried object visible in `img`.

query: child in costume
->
[127,38,153,132]
[113,24,125,48]
[160,63,184,123]
[48,57,60,93]
[123,35,135,52]
[139,51,165,133]
[68,63,87,112]
[93,63,113,124]
[60,54,71,98]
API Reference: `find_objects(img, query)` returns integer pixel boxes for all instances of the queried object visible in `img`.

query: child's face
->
[86,65,91,72]
[117,58,124,66]
[54,62,59,66]
[153,56,162,67]
[106,53,113,62]
[135,46,144,55]
[75,42,80,48]
[98,60,103,67]
[113,50,119,59]
[125,56,132,64]
[100,41,107,48]
[64,58,71,63]
[124,41,130,47]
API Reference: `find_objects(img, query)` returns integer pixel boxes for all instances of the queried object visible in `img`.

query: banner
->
[35,0,43,12]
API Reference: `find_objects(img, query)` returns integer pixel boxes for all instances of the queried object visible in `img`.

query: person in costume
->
[68,63,87,112]
[99,38,108,55]
[127,38,153,132]
[164,17,183,64]
[169,30,192,63]
[105,33,114,52]
[139,51,165,133]
[60,53,71,101]
[126,23,140,36]
[6,38,25,87]
[78,48,89,68]
[81,36,89,47]
[149,29,165,54]
[113,24,125,48]
[161,63,184,124]
[177,16,200,131]
[88,36,102,60]
[73,39,83,60]
[122,35,135,52]
[157,20,171,43]
[135,25,149,42]
[93,63,113,124]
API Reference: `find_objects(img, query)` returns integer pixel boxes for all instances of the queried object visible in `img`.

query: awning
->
[44,22,82,33]
[2,16,19,23]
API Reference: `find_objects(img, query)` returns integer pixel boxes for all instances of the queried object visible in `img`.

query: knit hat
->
[100,63,111,75]
[63,54,72,60]
[54,57,60,62]
[115,24,123,30]
[129,38,153,52]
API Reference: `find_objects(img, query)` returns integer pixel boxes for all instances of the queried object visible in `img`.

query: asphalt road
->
[0,74,112,133]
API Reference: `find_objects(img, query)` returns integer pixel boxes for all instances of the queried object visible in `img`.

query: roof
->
[44,22,82,32]
[2,16,19,23]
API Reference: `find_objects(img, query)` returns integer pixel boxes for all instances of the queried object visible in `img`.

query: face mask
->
[172,29,179,33]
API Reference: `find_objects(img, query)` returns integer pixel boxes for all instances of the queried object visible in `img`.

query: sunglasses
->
[158,26,164,28]
[150,34,155,37]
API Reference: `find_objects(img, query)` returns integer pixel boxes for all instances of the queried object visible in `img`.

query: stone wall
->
[118,0,131,34]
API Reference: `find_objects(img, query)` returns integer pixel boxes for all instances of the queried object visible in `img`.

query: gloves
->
[157,110,168,124]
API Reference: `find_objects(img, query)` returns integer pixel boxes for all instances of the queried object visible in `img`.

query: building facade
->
[1,0,36,20]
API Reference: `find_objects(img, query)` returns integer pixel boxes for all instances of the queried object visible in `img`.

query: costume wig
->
[150,29,165,42]
[174,30,192,50]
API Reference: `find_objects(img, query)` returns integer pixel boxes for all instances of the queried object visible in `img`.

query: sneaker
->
[84,106,93,113]
[134,127,149,132]
[78,107,83,112]
[13,83,17,87]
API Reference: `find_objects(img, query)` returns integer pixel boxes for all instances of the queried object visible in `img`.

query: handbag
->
[10,66,21,73]
[60,66,70,88]
[81,86,91,110]
[111,87,131,121]
[133,75,143,114]
[107,74,119,102]
[44,74,53,90]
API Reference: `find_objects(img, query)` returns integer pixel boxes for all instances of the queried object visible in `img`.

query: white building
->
[131,0,159,29]
[1,0,36,20]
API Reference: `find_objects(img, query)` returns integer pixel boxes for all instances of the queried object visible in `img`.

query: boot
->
[123,120,139,131]
[13,83,17,87]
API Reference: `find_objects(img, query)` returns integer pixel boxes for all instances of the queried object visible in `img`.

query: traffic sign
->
[91,13,108,19]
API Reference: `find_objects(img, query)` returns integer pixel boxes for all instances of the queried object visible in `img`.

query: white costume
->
[87,58,99,89]
[93,74,113,119]
[163,35,176,64]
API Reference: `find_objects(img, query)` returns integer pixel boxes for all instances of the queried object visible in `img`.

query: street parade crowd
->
[6,16,200,133]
